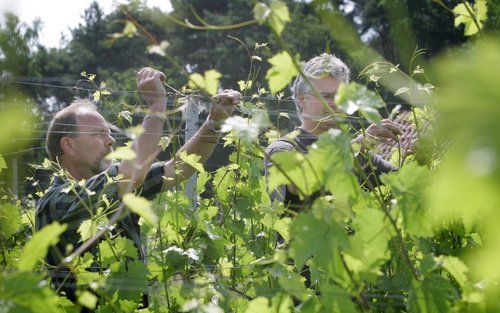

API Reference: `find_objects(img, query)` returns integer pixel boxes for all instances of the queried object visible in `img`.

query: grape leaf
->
[408,275,456,313]
[382,163,433,237]
[253,3,271,23]
[18,222,67,272]
[78,290,98,309]
[320,284,357,313]
[335,82,384,123]
[107,261,149,302]
[345,206,394,280]
[266,51,299,94]
[179,151,206,174]
[440,255,469,288]
[105,145,136,161]
[289,212,348,270]
[278,271,307,300]
[98,236,138,266]
[453,0,488,36]
[0,272,61,313]
[188,69,222,95]
[268,1,291,35]
[244,297,272,313]
[122,20,137,38]
[0,203,21,239]
[77,219,97,241]
[122,193,157,226]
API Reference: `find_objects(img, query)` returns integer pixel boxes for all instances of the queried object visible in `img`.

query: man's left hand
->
[365,119,402,141]
[354,119,403,150]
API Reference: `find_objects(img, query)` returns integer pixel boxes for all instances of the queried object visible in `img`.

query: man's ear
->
[60,137,76,157]
[297,94,306,113]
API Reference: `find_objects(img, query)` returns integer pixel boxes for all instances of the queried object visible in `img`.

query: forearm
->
[163,120,220,190]
[119,103,166,194]
[135,104,166,164]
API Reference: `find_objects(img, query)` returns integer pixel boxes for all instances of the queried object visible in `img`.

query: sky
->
[0,0,172,48]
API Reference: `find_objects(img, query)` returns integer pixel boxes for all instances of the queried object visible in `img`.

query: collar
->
[52,174,67,187]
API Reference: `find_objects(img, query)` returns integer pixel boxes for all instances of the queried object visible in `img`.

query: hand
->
[136,67,167,106]
[354,119,403,150]
[208,89,241,122]
[365,119,402,141]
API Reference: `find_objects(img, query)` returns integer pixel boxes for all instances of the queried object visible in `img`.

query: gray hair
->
[292,53,350,114]
[46,99,97,161]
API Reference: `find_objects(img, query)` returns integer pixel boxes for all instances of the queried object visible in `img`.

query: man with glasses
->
[36,67,241,307]
[265,53,401,212]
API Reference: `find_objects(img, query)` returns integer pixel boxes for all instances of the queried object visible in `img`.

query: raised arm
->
[162,89,241,190]
[118,67,167,195]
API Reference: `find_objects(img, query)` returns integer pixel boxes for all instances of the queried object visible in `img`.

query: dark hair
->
[45,99,97,161]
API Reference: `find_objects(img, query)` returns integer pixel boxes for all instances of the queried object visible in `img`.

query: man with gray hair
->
[265,53,401,212]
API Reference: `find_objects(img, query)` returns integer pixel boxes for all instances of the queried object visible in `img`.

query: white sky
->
[0,0,172,48]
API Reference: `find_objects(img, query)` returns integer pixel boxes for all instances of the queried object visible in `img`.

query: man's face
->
[72,111,115,176]
[298,75,343,131]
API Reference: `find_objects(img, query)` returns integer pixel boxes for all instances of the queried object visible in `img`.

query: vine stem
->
[270,27,338,119]
[228,286,253,300]
[156,192,172,310]
[230,138,242,288]
[350,146,422,282]
[433,0,456,14]
[461,0,483,36]
[1,241,7,266]
[339,252,370,311]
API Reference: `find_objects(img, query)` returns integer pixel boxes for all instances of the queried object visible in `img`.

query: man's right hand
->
[136,67,167,106]
[208,89,241,122]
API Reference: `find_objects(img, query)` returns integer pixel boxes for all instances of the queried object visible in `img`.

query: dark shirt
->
[264,128,395,211]
[35,162,165,301]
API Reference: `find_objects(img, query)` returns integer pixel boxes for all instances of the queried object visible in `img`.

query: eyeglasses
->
[305,92,337,102]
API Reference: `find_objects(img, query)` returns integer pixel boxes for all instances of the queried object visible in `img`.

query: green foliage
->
[188,69,222,96]
[18,222,67,272]
[382,163,434,237]
[221,110,270,145]
[105,145,137,161]
[427,39,500,308]
[98,236,138,266]
[123,193,158,226]
[107,261,149,302]
[265,51,299,94]
[0,155,6,174]
[335,82,384,123]
[2,1,500,312]
[0,203,22,239]
[345,206,394,281]
[179,151,206,174]
[254,1,291,36]
[0,272,64,313]
[408,275,456,313]
[453,0,488,36]
[77,290,98,310]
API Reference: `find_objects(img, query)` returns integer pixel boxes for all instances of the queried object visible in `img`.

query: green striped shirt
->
[35,162,165,300]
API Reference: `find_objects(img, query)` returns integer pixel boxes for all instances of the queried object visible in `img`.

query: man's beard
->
[90,154,111,175]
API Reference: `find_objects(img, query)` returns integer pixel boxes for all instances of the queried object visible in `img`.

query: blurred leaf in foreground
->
[427,38,500,292]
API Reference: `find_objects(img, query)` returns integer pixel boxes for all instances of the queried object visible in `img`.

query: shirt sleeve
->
[57,164,121,233]
[264,140,297,203]
[356,151,396,190]
[139,161,166,200]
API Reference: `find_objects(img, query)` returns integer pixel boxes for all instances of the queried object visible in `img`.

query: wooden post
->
[185,96,199,210]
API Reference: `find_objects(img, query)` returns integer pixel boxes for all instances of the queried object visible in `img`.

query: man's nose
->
[106,133,115,145]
